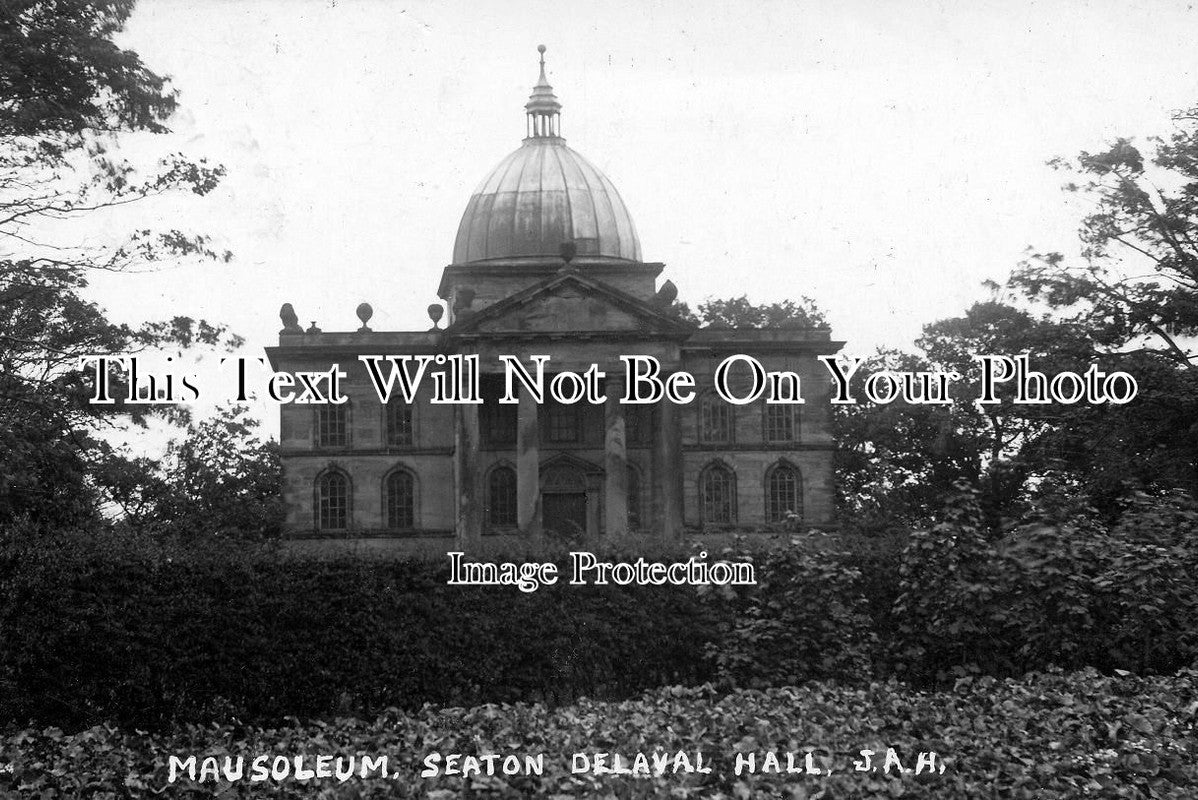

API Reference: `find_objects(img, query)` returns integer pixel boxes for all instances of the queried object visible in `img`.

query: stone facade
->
[265,50,843,554]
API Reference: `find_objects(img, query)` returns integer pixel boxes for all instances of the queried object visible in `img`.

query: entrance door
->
[541,464,589,539]
[543,492,587,538]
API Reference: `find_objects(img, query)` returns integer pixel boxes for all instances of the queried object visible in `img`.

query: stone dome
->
[451,48,642,265]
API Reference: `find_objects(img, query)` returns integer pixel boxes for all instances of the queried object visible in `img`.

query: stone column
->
[516,385,540,536]
[604,376,628,536]
[657,392,684,539]
[585,473,603,539]
[454,401,482,548]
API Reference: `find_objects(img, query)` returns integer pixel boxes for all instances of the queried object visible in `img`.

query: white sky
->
[77,0,1198,438]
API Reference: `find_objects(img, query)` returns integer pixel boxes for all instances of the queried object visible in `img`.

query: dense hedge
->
[4,668,1196,798]
[701,489,1198,689]
[5,487,1198,729]
[0,530,722,729]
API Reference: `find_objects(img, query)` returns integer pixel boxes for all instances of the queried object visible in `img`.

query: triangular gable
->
[447,270,694,337]
[540,452,603,478]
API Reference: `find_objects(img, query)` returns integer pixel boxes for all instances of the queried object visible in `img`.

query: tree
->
[0,1,236,527]
[836,109,1198,530]
[1011,108,1198,367]
[833,298,1196,530]
[673,294,828,329]
[1004,108,1198,511]
[101,405,283,537]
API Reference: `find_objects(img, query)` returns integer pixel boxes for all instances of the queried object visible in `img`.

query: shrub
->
[891,485,1198,682]
[3,668,1196,798]
[0,527,725,729]
[703,546,877,687]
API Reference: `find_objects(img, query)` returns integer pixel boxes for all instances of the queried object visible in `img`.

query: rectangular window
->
[386,400,414,446]
[317,404,348,447]
[547,402,579,443]
[481,375,516,447]
[626,406,650,447]
[764,405,796,443]
[485,403,517,446]
[701,396,732,443]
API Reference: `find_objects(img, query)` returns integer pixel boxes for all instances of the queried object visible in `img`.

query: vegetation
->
[0,0,235,529]
[2,486,1196,733]
[4,669,1195,798]
[5,3,1198,797]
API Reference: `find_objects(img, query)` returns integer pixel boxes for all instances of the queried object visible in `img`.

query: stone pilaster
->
[516,385,541,536]
[454,401,482,548]
[658,393,684,539]
[604,377,628,536]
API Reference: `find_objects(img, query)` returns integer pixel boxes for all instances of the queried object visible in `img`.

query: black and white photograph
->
[2,0,1198,796]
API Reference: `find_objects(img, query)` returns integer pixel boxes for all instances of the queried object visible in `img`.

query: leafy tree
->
[0,1,235,527]
[1005,108,1198,509]
[840,109,1198,529]
[101,405,282,537]
[833,298,1192,529]
[1,0,177,137]
[1011,107,1198,366]
[671,294,828,329]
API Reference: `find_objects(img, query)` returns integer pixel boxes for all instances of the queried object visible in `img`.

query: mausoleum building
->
[266,48,843,552]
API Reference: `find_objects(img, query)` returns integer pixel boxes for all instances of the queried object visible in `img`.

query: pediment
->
[448,272,692,337]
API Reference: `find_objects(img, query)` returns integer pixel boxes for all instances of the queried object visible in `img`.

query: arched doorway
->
[541,464,587,539]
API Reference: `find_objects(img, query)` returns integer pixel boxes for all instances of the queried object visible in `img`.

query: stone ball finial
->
[279,303,302,334]
[356,302,373,332]
[427,303,444,329]
[538,44,546,54]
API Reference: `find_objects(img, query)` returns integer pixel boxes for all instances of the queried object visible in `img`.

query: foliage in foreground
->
[0,528,721,730]
[3,668,1196,799]
[6,484,1198,730]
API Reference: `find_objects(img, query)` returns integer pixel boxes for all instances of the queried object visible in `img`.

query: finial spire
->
[525,44,562,140]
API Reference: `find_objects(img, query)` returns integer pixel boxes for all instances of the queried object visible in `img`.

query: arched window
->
[764,404,798,443]
[315,470,350,530]
[627,464,642,531]
[316,403,349,448]
[384,469,416,530]
[700,393,733,444]
[699,461,737,524]
[386,399,414,447]
[766,462,803,523]
[488,465,517,527]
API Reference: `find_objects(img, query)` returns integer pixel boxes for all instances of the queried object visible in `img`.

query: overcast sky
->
[79,0,1198,434]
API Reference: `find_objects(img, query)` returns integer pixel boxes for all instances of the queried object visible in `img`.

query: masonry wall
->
[677,350,837,530]
[278,359,457,536]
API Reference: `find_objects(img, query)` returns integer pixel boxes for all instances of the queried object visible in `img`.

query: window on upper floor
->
[316,403,349,448]
[763,403,798,443]
[625,405,650,447]
[386,398,414,447]
[480,375,516,447]
[546,401,580,443]
[700,393,733,444]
